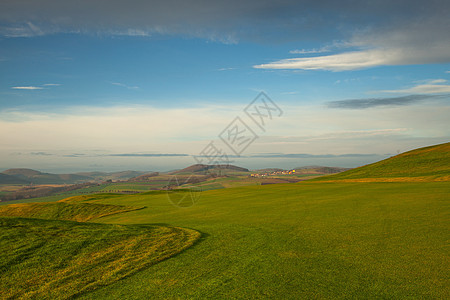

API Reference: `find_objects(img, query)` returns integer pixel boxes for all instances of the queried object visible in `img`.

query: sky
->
[0,0,449,172]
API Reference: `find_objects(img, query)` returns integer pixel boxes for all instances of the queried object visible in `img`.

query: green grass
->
[315,142,450,181]
[100,182,167,192]
[0,200,143,222]
[67,181,449,299]
[0,217,200,299]
[0,194,75,206]
[1,143,449,298]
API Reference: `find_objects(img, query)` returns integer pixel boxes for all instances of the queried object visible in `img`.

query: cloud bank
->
[253,2,450,70]
[327,94,449,109]
[1,0,446,43]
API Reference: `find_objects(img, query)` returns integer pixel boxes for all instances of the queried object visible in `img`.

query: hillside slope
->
[0,173,30,184]
[171,164,249,175]
[2,168,92,184]
[313,142,450,182]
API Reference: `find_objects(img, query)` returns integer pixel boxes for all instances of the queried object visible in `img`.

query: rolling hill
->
[76,170,148,181]
[0,173,30,184]
[170,164,249,175]
[1,168,92,184]
[313,142,450,182]
[294,166,351,174]
[1,169,151,184]
[128,172,160,182]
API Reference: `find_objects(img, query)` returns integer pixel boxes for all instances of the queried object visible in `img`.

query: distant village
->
[250,170,296,177]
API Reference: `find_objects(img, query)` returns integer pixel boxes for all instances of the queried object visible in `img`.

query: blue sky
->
[0,0,449,172]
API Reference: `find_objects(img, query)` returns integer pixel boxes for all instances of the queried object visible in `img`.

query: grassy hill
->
[0,173,30,184]
[76,170,148,181]
[128,172,160,182]
[313,142,450,182]
[171,164,249,175]
[1,168,92,184]
[294,166,351,174]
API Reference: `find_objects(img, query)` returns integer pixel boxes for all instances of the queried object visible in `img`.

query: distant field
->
[0,172,322,204]
[100,182,167,192]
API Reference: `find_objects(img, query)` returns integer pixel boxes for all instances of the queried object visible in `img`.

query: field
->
[0,143,449,298]
[75,182,449,299]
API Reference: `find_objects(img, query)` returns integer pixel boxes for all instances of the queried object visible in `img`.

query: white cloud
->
[111,82,139,90]
[254,42,450,71]
[255,13,450,71]
[11,86,43,90]
[381,80,450,94]
[422,79,447,84]
[255,49,405,71]
[11,83,61,90]
[2,22,46,37]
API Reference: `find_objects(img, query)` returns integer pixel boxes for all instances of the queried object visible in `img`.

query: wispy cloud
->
[111,82,139,90]
[289,46,331,55]
[327,94,448,109]
[380,80,450,94]
[108,153,188,157]
[255,49,410,71]
[30,151,53,156]
[111,29,151,37]
[218,67,235,71]
[11,83,60,90]
[11,86,43,90]
[1,22,46,37]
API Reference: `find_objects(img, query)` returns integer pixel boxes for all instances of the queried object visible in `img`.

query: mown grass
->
[0,201,143,222]
[75,181,449,299]
[0,217,200,299]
